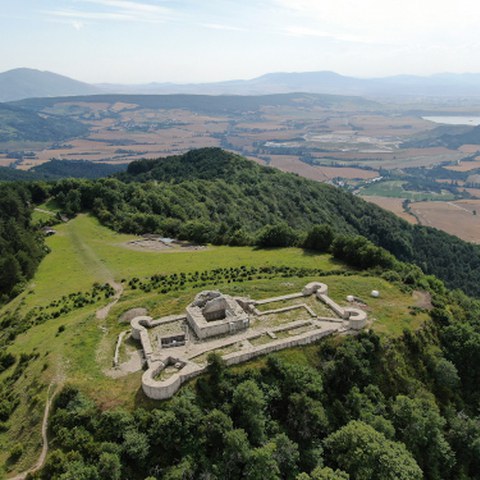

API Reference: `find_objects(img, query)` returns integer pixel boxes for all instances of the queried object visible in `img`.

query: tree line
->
[0,183,45,303]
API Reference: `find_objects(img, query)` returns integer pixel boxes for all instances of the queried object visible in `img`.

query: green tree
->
[122,428,149,463]
[245,442,281,480]
[310,466,350,479]
[232,380,267,445]
[272,433,300,479]
[324,420,422,480]
[97,452,121,480]
[257,223,298,248]
[163,456,196,480]
[220,428,251,479]
[391,395,455,478]
[200,409,234,458]
[304,225,334,252]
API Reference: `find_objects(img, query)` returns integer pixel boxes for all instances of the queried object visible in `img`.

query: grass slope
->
[0,215,428,476]
[0,215,427,478]
[22,214,339,308]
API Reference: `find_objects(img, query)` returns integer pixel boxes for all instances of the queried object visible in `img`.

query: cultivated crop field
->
[409,200,480,243]
[6,93,480,245]
[361,196,417,224]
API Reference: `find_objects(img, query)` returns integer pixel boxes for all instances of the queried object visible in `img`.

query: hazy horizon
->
[2,0,480,84]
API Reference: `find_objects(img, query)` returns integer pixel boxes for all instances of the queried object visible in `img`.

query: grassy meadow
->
[360,180,457,201]
[0,214,430,476]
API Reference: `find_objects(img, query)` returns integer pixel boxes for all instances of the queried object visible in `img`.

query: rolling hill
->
[0,68,100,102]
[11,91,378,114]
[0,160,127,182]
[0,103,88,143]
[50,148,480,296]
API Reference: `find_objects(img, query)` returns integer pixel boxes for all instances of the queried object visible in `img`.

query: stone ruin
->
[126,282,368,400]
[186,291,250,339]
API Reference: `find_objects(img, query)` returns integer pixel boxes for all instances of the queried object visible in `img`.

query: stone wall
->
[186,295,249,340]
[140,326,340,400]
[132,281,368,400]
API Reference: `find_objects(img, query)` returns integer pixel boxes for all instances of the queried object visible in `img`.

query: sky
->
[1,0,480,84]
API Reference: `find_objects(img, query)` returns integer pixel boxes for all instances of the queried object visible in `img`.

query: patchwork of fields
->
[3,93,480,244]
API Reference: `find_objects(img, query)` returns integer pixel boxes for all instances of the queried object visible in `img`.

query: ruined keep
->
[186,291,249,339]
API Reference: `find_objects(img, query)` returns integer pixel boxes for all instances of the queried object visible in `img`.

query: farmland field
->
[5,92,480,245]
[361,195,417,224]
[4,93,470,181]
[358,180,457,201]
[409,200,480,243]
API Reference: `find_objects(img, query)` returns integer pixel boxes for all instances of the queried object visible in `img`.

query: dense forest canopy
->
[47,148,480,296]
[0,183,45,302]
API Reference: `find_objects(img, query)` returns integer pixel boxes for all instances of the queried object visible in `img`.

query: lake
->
[423,116,480,126]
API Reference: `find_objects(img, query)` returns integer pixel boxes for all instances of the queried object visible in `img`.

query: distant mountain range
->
[0,68,100,102]
[2,68,480,101]
[99,71,480,98]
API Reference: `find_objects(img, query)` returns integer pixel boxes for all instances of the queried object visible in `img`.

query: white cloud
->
[201,22,244,32]
[80,0,171,16]
[72,20,85,30]
[46,0,172,25]
[47,9,140,22]
[273,0,480,47]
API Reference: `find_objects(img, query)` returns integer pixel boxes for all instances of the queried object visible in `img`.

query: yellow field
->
[410,200,480,243]
[362,196,418,224]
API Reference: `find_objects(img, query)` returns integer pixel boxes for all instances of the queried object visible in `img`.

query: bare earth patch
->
[413,290,432,310]
[121,236,207,252]
[104,349,143,378]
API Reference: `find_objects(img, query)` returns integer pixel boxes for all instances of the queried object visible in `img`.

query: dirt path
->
[9,383,61,480]
[96,280,124,320]
[64,216,123,320]
[447,201,471,213]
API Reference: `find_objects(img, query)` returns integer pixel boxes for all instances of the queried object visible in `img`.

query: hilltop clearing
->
[0,211,478,479]
[0,213,436,478]
[45,148,480,297]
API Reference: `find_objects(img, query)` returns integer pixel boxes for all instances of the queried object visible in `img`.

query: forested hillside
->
[0,183,45,302]
[0,103,87,142]
[3,148,480,479]
[47,148,480,296]
[29,280,480,480]
[0,160,127,182]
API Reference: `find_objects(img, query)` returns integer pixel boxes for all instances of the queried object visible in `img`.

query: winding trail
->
[64,215,124,320]
[9,383,61,480]
[96,280,124,320]
[9,215,124,478]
